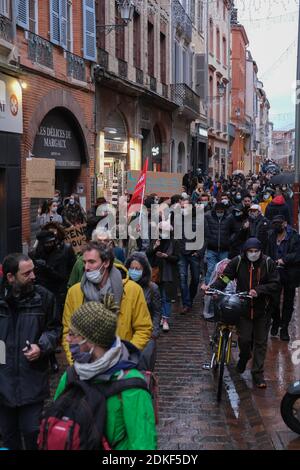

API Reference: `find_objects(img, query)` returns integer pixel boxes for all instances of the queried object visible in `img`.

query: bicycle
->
[204,288,252,402]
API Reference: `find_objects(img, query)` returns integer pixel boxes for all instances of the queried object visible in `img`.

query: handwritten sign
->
[25,157,55,198]
[64,224,87,254]
[127,171,183,197]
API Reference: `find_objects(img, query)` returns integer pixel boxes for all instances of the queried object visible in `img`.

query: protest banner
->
[64,223,87,254]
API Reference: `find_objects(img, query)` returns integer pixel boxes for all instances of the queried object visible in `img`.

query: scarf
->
[74,336,123,381]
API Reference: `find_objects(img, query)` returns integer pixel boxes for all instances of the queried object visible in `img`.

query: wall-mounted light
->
[20,80,28,90]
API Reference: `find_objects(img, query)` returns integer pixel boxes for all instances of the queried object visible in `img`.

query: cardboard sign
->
[64,224,87,254]
[127,171,183,197]
[25,158,55,198]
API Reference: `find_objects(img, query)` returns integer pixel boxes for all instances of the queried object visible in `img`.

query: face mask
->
[216,212,224,218]
[128,268,143,282]
[247,251,261,262]
[264,194,270,200]
[86,264,106,284]
[235,196,242,201]
[51,207,58,213]
[70,340,94,364]
[69,198,75,205]
[222,200,229,206]
[234,211,242,218]
[53,197,59,202]
[282,187,287,192]
[202,201,209,207]
[249,212,259,220]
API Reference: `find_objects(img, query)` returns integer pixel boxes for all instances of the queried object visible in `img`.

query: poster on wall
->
[25,158,55,198]
[127,171,184,197]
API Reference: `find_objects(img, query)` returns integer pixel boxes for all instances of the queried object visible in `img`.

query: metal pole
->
[293,3,300,228]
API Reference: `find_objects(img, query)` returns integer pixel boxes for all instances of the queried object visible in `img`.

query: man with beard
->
[0,254,61,449]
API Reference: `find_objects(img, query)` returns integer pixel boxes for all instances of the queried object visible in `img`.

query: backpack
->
[38,367,150,450]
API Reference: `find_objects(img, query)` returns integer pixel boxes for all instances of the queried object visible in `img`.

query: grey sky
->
[235,0,299,130]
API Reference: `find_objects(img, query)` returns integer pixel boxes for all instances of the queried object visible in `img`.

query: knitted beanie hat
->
[71,295,119,349]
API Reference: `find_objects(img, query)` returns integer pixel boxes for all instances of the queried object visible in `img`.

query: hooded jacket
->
[62,263,153,364]
[54,340,157,450]
[265,195,291,224]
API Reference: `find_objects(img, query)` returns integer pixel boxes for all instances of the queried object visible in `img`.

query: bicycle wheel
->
[217,331,228,402]
[280,393,300,435]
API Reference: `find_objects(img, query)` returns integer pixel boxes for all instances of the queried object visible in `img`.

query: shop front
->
[0,72,22,261]
[191,124,208,175]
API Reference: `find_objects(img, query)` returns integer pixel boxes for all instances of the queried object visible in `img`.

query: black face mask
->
[274,225,285,234]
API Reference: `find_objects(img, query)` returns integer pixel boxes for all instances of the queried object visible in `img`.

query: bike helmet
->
[215,294,249,325]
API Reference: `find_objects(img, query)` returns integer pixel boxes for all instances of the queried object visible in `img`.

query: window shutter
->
[83,0,96,61]
[195,53,206,99]
[50,0,60,45]
[60,0,67,48]
[17,0,29,29]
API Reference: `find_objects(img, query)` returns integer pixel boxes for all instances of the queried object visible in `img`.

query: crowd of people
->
[0,169,299,450]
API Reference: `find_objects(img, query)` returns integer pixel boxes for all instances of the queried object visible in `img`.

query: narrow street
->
[156,292,300,450]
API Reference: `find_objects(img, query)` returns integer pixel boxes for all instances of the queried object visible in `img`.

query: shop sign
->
[33,110,82,168]
[104,139,128,154]
[64,223,87,254]
[0,72,23,134]
[127,171,183,197]
[198,127,208,138]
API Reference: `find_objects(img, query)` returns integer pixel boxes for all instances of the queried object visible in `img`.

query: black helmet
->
[215,294,249,325]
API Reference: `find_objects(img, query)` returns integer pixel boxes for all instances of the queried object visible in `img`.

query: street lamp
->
[97,0,135,34]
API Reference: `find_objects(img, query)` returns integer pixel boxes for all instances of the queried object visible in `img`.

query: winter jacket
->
[212,254,280,317]
[62,264,153,364]
[204,210,234,252]
[259,196,272,215]
[266,226,300,287]
[235,215,270,254]
[0,284,61,407]
[265,195,291,224]
[54,360,157,449]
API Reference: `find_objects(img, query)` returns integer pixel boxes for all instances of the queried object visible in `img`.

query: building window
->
[29,0,38,33]
[160,32,166,84]
[115,2,125,60]
[148,21,154,77]
[133,11,141,68]
[0,0,9,17]
[66,0,72,52]
[197,0,204,34]
[98,0,105,49]
[223,37,227,66]
[209,18,214,55]
[216,28,220,61]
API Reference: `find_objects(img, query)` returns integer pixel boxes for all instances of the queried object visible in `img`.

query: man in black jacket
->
[210,238,280,388]
[0,253,61,449]
[266,215,300,341]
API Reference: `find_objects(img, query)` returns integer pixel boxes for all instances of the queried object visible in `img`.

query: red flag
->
[128,159,149,214]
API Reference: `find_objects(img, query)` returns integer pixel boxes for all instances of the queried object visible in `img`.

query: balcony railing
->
[118,58,128,78]
[150,76,157,92]
[171,84,200,115]
[28,32,53,69]
[136,67,143,85]
[0,14,13,43]
[162,83,168,99]
[172,0,192,43]
[98,48,108,69]
[66,51,86,82]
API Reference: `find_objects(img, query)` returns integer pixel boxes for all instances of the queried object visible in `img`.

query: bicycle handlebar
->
[206,288,252,299]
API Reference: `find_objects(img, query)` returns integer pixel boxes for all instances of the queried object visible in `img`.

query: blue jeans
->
[205,250,229,284]
[160,286,172,320]
[179,255,201,308]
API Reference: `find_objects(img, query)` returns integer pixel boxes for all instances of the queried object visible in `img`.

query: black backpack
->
[38,367,150,450]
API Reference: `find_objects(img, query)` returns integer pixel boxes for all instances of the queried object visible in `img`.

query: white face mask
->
[247,251,261,262]
[86,264,106,284]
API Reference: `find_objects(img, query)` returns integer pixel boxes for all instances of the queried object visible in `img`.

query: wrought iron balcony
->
[172,0,192,43]
[0,14,13,43]
[98,48,108,69]
[28,32,53,69]
[171,83,200,116]
[136,67,143,85]
[118,58,128,78]
[150,76,157,92]
[66,52,86,82]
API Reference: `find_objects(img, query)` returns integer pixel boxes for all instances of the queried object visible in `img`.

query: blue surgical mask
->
[70,340,94,364]
[128,268,143,282]
[86,264,106,284]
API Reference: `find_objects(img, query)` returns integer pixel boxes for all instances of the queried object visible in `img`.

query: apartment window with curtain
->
[209,18,214,55]
[160,32,166,84]
[133,11,141,68]
[115,2,125,60]
[148,21,154,77]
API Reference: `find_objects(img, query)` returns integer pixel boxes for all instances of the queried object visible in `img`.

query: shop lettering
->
[44,138,67,149]
[38,126,72,149]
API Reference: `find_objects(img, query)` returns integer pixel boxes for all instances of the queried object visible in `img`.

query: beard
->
[11,281,35,298]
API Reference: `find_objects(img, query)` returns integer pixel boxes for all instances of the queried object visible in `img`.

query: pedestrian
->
[266,215,300,341]
[53,296,157,450]
[265,194,291,225]
[237,204,270,254]
[62,242,152,364]
[36,199,63,227]
[0,253,61,449]
[210,238,280,388]
[62,194,87,227]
